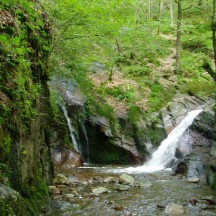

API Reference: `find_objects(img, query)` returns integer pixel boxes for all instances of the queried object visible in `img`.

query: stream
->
[46,110,216,215]
[46,165,216,216]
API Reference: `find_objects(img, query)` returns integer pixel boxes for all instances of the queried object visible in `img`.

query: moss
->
[207,166,216,190]
[0,1,52,215]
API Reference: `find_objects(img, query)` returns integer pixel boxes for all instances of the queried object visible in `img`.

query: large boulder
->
[51,146,83,169]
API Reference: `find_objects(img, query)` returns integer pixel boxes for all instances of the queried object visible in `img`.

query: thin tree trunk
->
[115,38,121,55]
[148,0,152,20]
[170,0,174,26]
[175,0,182,74]
[212,0,216,80]
[157,0,163,35]
[213,0,216,128]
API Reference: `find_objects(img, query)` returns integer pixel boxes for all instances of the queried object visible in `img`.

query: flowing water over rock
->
[46,166,216,216]
[110,109,203,173]
[45,109,216,215]
[61,105,80,152]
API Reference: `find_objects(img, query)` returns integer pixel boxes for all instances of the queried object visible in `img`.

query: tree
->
[175,0,182,74]
[170,0,174,26]
[212,0,216,81]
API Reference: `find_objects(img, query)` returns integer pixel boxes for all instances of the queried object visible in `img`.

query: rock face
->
[0,1,53,215]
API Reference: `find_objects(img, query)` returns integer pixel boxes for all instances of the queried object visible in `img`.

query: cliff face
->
[0,1,53,214]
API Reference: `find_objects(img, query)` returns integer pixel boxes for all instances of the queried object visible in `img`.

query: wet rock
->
[51,146,83,169]
[89,116,112,137]
[53,174,69,185]
[91,187,109,196]
[188,197,198,205]
[134,179,152,188]
[201,196,216,205]
[114,205,124,211]
[104,177,117,183]
[114,184,131,191]
[119,174,135,185]
[49,186,60,195]
[187,177,200,183]
[53,200,73,211]
[210,142,216,157]
[164,203,185,216]
[187,160,204,180]
[62,194,75,202]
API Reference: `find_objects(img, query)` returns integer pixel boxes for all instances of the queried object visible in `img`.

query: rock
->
[53,174,68,185]
[134,179,152,188]
[119,174,135,185]
[187,177,200,183]
[51,146,83,169]
[90,62,105,73]
[114,184,131,191]
[164,203,185,216]
[49,186,60,195]
[114,205,124,211]
[91,187,109,196]
[89,116,112,137]
[62,194,75,202]
[188,197,198,205]
[104,177,117,183]
[187,160,204,180]
[210,142,216,156]
[201,196,216,205]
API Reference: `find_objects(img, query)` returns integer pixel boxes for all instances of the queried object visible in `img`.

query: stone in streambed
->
[119,174,135,185]
[134,179,152,188]
[114,184,131,191]
[91,187,109,196]
[114,205,124,211]
[49,186,60,195]
[187,177,200,183]
[165,203,185,216]
[53,174,69,185]
[62,194,75,202]
[104,177,117,183]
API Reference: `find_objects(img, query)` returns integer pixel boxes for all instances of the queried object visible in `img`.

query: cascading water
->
[143,109,202,171]
[111,109,202,173]
[61,105,79,152]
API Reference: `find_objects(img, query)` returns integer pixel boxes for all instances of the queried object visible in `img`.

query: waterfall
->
[111,109,202,173]
[143,109,202,171]
[61,105,79,152]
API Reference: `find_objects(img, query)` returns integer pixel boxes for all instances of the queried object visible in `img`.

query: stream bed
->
[45,165,216,216]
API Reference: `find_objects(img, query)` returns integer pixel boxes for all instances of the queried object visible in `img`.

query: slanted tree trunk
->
[175,0,182,74]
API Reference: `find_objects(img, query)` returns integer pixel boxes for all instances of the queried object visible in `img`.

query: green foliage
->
[148,84,176,112]
[180,80,215,97]
[0,0,51,131]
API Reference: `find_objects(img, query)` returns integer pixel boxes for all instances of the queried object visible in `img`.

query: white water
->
[61,105,79,152]
[110,109,202,173]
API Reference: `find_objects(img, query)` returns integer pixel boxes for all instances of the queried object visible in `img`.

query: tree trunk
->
[115,38,121,55]
[175,0,182,74]
[170,0,174,26]
[213,0,216,130]
[212,0,216,80]
[148,0,152,20]
[157,0,163,35]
